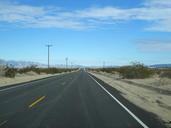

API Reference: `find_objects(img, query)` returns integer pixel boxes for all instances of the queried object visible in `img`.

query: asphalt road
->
[0,70,166,128]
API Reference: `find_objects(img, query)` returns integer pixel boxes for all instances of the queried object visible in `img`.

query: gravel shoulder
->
[90,71,171,128]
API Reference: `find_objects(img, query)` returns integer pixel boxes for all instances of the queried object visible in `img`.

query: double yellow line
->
[29,96,46,108]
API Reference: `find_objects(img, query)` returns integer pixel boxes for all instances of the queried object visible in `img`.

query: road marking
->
[29,96,46,108]
[89,74,149,128]
[0,120,7,126]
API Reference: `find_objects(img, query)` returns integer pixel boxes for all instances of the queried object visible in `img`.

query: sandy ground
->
[0,71,69,88]
[123,77,171,91]
[90,71,171,127]
[96,71,171,94]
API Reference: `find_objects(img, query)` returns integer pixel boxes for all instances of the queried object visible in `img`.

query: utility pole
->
[46,44,52,68]
[71,62,73,69]
[103,61,105,69]
[65,57,68,69]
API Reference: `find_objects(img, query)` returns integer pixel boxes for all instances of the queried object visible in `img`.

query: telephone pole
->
[65,57,68,69]
[103,61,105,69]
[46,44,52,68]
[70,62,73,69]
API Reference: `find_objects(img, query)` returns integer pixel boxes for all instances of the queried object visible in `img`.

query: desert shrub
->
[118,62,154,79]
[101,68,118,73]
[92,62,155,79]
[160,70,171,78]
[18,65,76,75]
[119,63,154,79]
[153,68,162,75]
[0,65,5,76]
[18,65,40,74]
[38,68,67,74]
[5,65,17,78]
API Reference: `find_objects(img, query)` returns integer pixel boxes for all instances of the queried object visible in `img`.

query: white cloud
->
[137,40,171,52]
[145,19,171,32]
[143,0,171,8]
[0,1,87,29]
[0,0,171,31]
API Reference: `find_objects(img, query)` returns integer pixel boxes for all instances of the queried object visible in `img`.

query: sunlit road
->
[0,70,165,128]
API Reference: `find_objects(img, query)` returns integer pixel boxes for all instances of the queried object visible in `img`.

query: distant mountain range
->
[0,59,81,68]
[0,59,170,68]
[0,59,46,68]
[91,64,171,68]
[149,64,171,68]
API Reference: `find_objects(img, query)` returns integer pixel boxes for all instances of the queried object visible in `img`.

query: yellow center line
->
[29,96,46,108]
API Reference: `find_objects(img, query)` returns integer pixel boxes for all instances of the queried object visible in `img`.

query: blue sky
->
[0,0,171,66]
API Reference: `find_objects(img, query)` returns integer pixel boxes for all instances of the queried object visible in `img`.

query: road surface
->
[0,70,165,128]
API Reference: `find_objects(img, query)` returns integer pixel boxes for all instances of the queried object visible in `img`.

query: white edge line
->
[88,74,149,128]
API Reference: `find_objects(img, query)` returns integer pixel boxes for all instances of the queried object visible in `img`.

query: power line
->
[46,44,53,68]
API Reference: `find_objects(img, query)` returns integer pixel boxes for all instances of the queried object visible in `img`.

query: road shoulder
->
[89,71,170,128]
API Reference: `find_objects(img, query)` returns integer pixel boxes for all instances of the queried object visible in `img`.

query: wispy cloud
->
[143,0,171,8]
[0,0,171,31]
[0,1,87,29]
[137,40,171,52]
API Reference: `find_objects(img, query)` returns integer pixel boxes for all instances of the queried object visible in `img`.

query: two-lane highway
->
[0,70,165,128]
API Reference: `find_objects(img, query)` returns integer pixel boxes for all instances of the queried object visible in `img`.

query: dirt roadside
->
[0,71,73,88]
[90,71,171,128]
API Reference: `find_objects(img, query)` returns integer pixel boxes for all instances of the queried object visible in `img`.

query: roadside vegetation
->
[0,65,77,78]
[5,65,17,78]
[159,69,171,79]
[90,62,171,79]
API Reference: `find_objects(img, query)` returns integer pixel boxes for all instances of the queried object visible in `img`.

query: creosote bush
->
[119,62,154,79]
[159,69,171,78]
[18,65,77,74]
[5,65,17,78]
[90,62,155,79]
[3,64,77,78]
